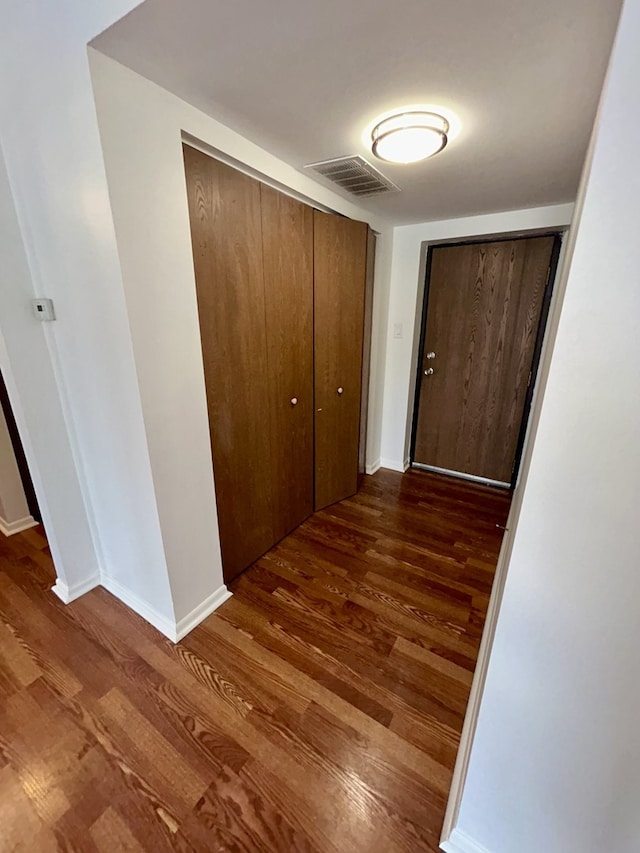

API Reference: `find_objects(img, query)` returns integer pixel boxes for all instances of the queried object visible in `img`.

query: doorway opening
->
[410,233,562,489]
[0,369,41,536]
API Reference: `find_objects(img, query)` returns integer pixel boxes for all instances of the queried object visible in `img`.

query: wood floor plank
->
[90,805,145,852]
[237,758,338,853]
[0,470,510,852]
[0,620,41,691]
[96,687,210,813]
[392,636,474,687]
[219,596,396,727]
[190,761,322,853]
[0,765,60,853]
[296,701,446,849]
[77,600,392,851]
[204,604,454,794]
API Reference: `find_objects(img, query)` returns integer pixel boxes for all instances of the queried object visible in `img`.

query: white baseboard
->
[365,458,381,475]
[101,575,231,643]
[51,572,101,604]
[175,585,232,642]
[0,514,38,537]
[441,828,491,853]
[101,575,178,640]
[379,457,411,473]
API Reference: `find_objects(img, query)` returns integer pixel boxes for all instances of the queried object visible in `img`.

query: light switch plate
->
[32,298,56,321]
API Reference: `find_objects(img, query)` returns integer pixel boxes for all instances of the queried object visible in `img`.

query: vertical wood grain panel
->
[413,236,555,483]
[183,145,274,582]
[314,211,368,510]
[260,185,314,541]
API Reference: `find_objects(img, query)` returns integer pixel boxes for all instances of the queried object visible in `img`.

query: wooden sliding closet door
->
[313,210,368,510]
[260,186,314,540]
[183,145,274,582]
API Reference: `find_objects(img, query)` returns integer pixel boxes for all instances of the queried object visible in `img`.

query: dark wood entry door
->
[313,211,368,510]
[412,236,556,485]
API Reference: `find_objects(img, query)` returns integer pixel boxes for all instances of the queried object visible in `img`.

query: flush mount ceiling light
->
[371,111,449,164]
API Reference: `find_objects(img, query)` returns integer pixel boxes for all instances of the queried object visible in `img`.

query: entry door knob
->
[290,397,298,406]
[426,352,436,359]
[424,368,434,376]
[337,387,344,395]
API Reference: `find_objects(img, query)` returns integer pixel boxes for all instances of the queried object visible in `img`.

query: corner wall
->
[447,0,640,850]
[379,204,574,471]
[0,1,175,622]
[0,150,99,598]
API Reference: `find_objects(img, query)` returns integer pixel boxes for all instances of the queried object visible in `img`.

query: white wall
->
[88,48,394,619]
[379,204,574,470]
[0,0,175,621]
[0,403,33,534]
[448,1,640,851]
[366,230,394,473]
[0,150,99,593]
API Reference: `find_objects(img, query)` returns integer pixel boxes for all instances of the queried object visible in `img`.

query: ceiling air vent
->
[304,155,399,198]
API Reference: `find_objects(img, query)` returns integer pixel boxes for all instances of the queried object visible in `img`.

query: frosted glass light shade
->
[371,112,449,164]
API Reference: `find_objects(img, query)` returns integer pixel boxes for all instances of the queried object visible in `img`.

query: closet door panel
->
[314,211,368,510]
[261,186,314,540]
[183,145,274,582]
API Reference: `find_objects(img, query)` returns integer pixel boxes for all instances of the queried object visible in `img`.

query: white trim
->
[0,514,38,536]
[101,575,232,643]
[441,827,492,853]
[51,572,100,604]
[380,457,410,473]
[101,575,178,640]
[412,462,510,489]
[175,585,232,642]
[440,496,520,844]
[365,458,381,475]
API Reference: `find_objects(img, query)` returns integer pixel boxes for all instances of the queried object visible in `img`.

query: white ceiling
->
[92,0,621,225]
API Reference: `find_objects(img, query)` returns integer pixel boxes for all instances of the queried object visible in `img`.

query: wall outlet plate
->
[31,298,56,321]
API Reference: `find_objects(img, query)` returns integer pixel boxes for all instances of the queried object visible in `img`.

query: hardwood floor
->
[0,469,510,852]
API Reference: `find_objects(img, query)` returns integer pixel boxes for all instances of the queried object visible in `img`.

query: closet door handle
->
[290,397,298,406]
[337,387,344,395]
